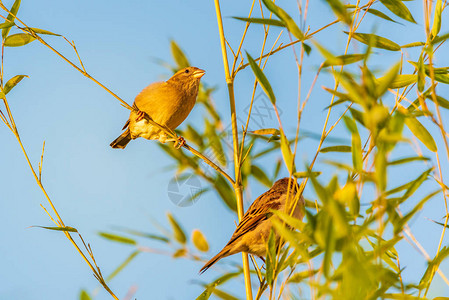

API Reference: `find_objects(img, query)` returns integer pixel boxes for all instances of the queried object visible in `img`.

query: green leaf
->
[405,117,437,152]
[99,232,136,245]
[2,74,28,95]
[431,0,442,38]
[347,32,401,51]
[401,41,426,48]
[388,156,430,166]
[433,73,449,84]
[379,0,416,23]
[324,0,352,25]
[376,63,400,96]
[246,52,276,105]
[4,33,36,47]
[251,165,272,187]
[0,21,15,29]
[79,290,92,300]
[33,225,78,232]
[352,132,363,172]
[387,74,417,89]
[106,250,140,281]
[320,145,351,153]
[261,0,304,40]
[170,40,190,69]
[280,131,295,174]
[293,171,321,178]
[417,55,426,92]
[25,27,61,36]
[192,229,209,252]
[323,54,365,67]
[420,247,449,288]
[2,0,21,39]
[426,95,449,109]
[196,272,242,300]
[214,174,237,212]
[431,32,449,45]
[265,230,276,285]
[232,17,285,27]
[343,115,358,134]
[363,8,399,24]
[167,213,187,244]
[250,128,280,136]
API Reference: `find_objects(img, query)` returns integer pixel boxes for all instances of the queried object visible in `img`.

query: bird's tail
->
[110,130,132,149]
[199,248,230,274]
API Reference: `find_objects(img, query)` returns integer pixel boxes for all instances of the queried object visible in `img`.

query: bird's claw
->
[173,136,185,149]
[136,110,146,122]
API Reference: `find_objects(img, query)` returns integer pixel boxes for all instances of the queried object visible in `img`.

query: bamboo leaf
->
[246,52,276,105]
[33,225,78,232]
[405,117,437,152]
[352,132,363,172]
[401,41,426,48]
[379,0,416,23]
[192,229,209,252]
[261,0,304,40]
[320,145,351,153]
[79,290,92,300]
[24,27,61,36]
[431,0,442,38]
[2,74,28,95]
[265,230,276,285]
[4,33,36,47]
[0,21,15,29]
[99,232,136,245]
[363,8,399,24]
[426,95,449,109]
[250,128,280,136]
[170,40,190,69]
[293,171,321,178]
[387,74,417,89]
[167,213,187,244]
[377,63,400,96]
[232,17,285,27]
[106,251,140,281]
[433,73,449,84]
[347,32,401,51]
[2,0,21,39]
[388,156,430,165]
[420,247,449,288]
[324,0,352,25]
[251,165,272,187]
[280,131,296,174]
[323,54,365,67]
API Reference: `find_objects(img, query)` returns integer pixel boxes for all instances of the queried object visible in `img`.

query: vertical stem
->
[213,1,253,299]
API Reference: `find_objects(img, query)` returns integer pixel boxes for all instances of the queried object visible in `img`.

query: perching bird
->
[110,67,205,149]
[200,177,304,273]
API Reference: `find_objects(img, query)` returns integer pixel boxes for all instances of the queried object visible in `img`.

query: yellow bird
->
[200,178,305,273]
[111,67,205,149]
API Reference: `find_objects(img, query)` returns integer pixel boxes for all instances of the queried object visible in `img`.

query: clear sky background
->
[1,0,449,299]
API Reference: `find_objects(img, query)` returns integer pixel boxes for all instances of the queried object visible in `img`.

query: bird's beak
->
[193,69,206,79]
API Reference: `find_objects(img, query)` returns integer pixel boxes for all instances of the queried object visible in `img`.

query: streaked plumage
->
[200,177,304,273]
[110,67,205,149]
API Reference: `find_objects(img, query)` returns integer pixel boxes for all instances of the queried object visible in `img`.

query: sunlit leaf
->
[431,0,442,38]
[401,41,426,48]
[33,225,78,232]
[405,117,437,152]
[347,32,401,51]
[388,156,430,165]
[246,52,276,105]
[79,290,92,300]
[2,74,28,95]
[170,40,190,69]
[167,213,187,244]
[24,27,61,36]
[379,0,416,23]
[251,165,272,187]
[2,0,21,39]
[0,21,15,29]
[250,128,280,136]
[99,232,136,245]
[293,171,321,178]
[377,63,400,96]
[261,0,304,40]
[280,131,295,174]
[325,0,352,25]
[4,33,36,47]
[106,251,139,281]
[426,95,449,109]
[323,54,365,67]
[320,145,351,153]
[232,17,285,27]
[433,73,449,84]
[192,229,209,252]
[386,74,417,89]
[420,247,449,289]
[266,230,276,285]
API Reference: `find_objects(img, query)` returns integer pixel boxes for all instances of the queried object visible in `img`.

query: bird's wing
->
[226,189,283,246]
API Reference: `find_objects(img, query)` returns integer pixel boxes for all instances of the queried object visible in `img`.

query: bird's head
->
[168,67,205,90]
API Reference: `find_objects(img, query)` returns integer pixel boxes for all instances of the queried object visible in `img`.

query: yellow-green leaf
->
[170,40,190,69]
[376,63,400,95]
[280,132,295,174]
[0,21,15,29]
[379,0,416,23]
[262,0,304,40]
[2,0,21,39]
[431,0,442,38]
[325,0,352,25]
[25,27,61,36]
[33,225,78,232]
[232,17,285,27]
[323,53,365,67]
[2,74,28,95]
[167,213,187,244]
[320,145,351,153]
[246,52,276,105]
[387,74,417,89]
[405,117,437,152]
[293,171,321,178]
[192,229,209,252]
[347,32,401,51]
[4,33,36,47]
[79,290,92,300]
[106,251,140,281]
[99,232,136,245]
[250,128,280,135]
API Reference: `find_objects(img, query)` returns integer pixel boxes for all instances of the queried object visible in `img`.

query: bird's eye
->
[184,69,190,74]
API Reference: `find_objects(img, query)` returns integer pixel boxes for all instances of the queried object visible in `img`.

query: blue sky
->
[1,0,449,299]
